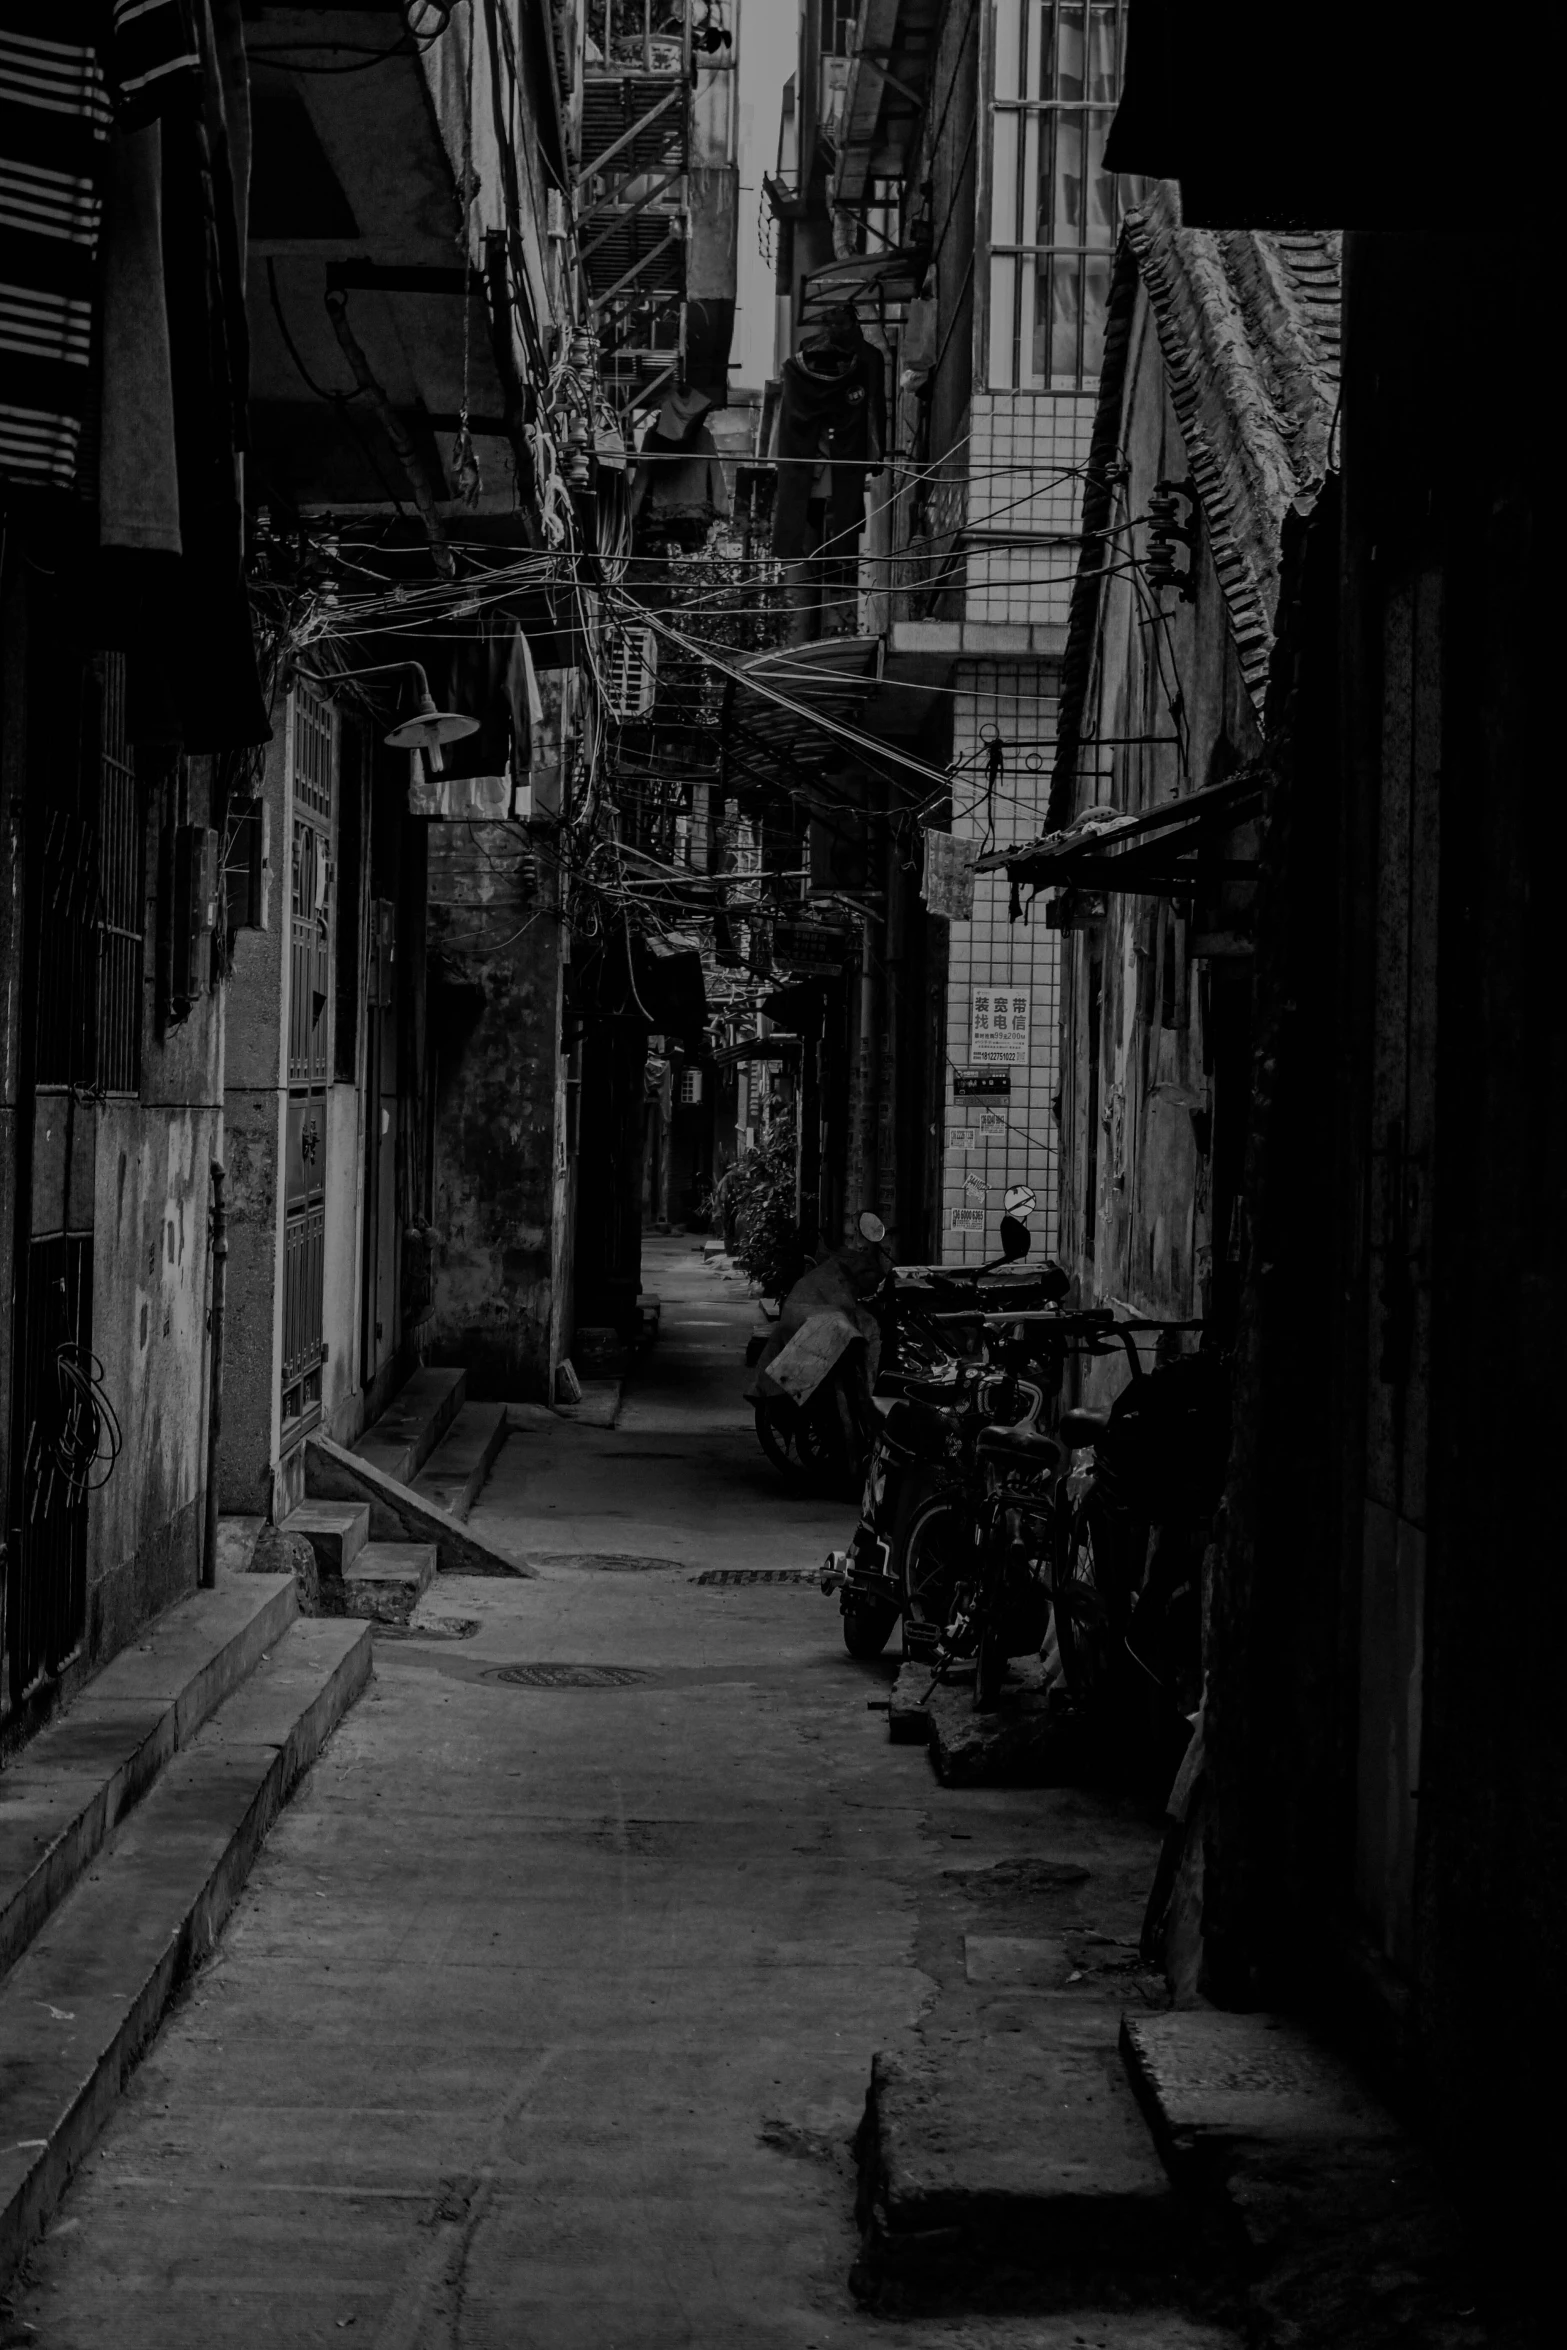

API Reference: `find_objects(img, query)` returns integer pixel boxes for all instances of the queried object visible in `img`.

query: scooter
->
[746,1210,894,1491]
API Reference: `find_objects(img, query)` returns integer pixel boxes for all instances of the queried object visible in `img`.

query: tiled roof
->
[1049,184,1340,824]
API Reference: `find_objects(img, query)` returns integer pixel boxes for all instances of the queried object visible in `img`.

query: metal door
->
[360,899,398,1382]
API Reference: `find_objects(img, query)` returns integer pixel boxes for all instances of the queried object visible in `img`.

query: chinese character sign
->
[969,988,1029,1067]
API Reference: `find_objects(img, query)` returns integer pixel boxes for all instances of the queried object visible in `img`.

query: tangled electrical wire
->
[26,1345,123,1518]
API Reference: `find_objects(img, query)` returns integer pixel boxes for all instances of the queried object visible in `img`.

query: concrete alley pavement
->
[10,1241,1231,2350]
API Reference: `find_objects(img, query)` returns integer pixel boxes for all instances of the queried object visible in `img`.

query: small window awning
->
[975,769,1267,895]
[711,1034,799,1068]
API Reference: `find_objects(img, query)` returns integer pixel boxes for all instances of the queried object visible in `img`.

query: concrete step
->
[304,1432,534,1579]
[0,1572,298,1988]
[854,2011,1177,2290]
[353,1366,466,1485]
[278,1498,371,1577]
[409,1401,508,1522]
[342,1540,437,1624]
[0,1615,371,2288]
[1121,2011,1494,2341]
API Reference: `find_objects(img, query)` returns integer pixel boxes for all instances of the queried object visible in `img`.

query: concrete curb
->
[307,1433,535,1577]
[0,1618,372,2292]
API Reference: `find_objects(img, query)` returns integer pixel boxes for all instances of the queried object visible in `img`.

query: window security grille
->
[606,625,658,719]
[680,1068,703,1105]
[988,0,1130,390]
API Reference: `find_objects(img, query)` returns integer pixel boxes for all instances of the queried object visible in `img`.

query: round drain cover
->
[530,1553,681,1574]
[492,1663,652,1689]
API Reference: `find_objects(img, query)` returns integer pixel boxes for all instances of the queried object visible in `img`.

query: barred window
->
[987,1,1130,390]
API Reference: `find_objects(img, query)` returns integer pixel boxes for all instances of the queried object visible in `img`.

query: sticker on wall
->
[963,1172,986,1202]
[946,1127,979,1154]
[969,988,1029,1067]
[979,1107,1006,1133]
[949,1204,983,1231]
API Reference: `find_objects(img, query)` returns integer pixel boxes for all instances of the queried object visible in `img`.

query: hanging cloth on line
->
[770,305,886,560]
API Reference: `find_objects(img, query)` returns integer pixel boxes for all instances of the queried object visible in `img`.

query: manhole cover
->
[529,1553,681,1573]
[491,1663,652,1689]
[693,1569,819,1586]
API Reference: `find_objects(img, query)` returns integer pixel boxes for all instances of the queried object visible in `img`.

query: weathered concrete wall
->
[427,819,565,1399]
[320,1078,364,1440]
[86,761,226,1658]
[1057,295,1264,1405]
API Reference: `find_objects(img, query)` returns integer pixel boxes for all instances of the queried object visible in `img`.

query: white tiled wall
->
[963,392,1096,627]
[940,659,1062,1263]
[932,389,1096,1263]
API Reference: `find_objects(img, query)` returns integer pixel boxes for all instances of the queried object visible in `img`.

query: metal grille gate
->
[281,679,333,1437]
[4,645,142,1713]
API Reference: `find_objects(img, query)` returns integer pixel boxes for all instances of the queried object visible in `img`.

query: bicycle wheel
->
[754,1398,809,1480]
[900,1494,968,1641]
[1051,1492,1120,1700]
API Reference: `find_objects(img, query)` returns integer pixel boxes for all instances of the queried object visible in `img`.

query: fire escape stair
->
[0,1572,372,2288]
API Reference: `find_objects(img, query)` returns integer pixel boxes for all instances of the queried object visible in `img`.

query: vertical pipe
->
[201,1160,227,1590]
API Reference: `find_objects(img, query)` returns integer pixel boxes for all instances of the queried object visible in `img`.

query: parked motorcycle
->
[820,1200,1073,1660]
[746,1211,894,1492]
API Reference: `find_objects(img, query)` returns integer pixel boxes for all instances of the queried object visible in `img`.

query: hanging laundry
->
[0,0,200,492]
[770,305,886,560]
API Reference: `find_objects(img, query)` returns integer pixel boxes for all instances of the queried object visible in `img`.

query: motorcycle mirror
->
[998,1214,1031,1261]
[857,1210,887,1244]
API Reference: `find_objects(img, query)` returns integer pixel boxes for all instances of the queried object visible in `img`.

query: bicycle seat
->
[1058,1407,1111,1449]
[975,1422,1059,1466]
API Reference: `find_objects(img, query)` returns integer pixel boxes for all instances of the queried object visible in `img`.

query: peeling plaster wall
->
[1058,287,1264,1407]
[427,819,567,1400]
[86,768,226,1661]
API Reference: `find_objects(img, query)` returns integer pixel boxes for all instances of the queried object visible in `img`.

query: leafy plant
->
[725,1111,801,1302]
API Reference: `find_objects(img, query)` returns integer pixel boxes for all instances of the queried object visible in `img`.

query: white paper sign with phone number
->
[969,988,1029,1066]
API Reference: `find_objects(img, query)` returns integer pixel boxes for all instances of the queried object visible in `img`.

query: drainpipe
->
[201,1160,228,1590]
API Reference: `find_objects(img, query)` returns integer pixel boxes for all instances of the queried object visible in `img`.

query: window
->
[680,1067,703,1105]
[988,1,1129,390]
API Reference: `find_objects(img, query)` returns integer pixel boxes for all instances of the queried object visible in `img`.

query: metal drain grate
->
[374,1617,481,1642]
[529,1553,681,1574]
[491,1663,652,1689]
[692,1568,819,1587]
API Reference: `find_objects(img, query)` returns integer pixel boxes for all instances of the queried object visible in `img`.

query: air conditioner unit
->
[605,625,657,720]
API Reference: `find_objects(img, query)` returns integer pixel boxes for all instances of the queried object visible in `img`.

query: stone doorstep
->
[0,1616,372,2292]
[340,1541,437,1625]
[925,1677,1095,1788]
[1120,2011,1502,2343]
[409,1401,509,1522]
[0,1573,298,1986]
[278,1499,370,1576]
[859,2018,1177,2271]
[353,1365,467,1485]
[1121,2010,1403,2176]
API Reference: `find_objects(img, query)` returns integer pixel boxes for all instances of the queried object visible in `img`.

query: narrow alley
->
[9,1248,1216,2350]
[0,5,1553,2344]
